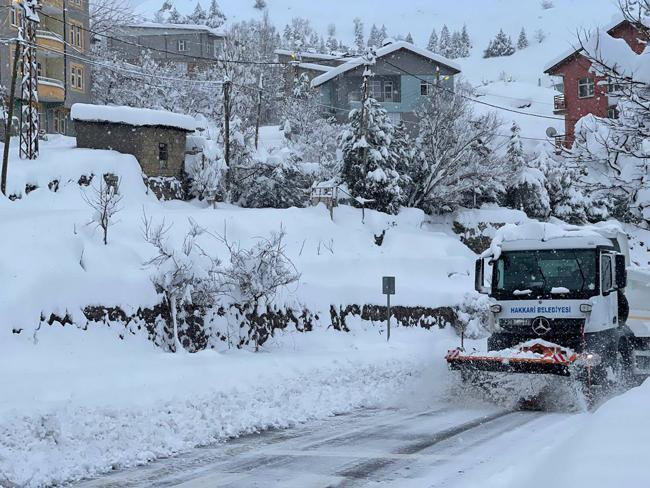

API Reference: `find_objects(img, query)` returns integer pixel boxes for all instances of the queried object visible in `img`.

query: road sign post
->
[383,276,395,342]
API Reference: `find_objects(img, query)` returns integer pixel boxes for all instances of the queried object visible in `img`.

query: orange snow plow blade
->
[446,340,581,377]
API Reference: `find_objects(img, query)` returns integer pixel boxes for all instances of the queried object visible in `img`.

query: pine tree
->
[459,24,471,57]
[439,25,451,57]
[253,0,267,10]
[483,29,515,58]
[379,24,388,46]
[427,28,438,52]
[326,23,339,52]
[405,32,414,44]
[449,31,462,58]
[368,24,380,47]
[189,1,208,25]
[340,95,402,215]
[353,18,365,53]
[517,27,529,49]
[168,7,182,23]
[206,0,227,28]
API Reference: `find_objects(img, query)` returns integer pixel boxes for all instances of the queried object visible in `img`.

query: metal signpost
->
[382,276,395,342]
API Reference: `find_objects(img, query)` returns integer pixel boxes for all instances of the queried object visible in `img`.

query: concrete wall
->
[75,121,189,178]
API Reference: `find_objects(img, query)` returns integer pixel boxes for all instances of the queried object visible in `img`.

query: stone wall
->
[75,121,189,178]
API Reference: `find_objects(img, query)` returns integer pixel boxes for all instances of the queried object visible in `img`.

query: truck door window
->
[601,255,613,293]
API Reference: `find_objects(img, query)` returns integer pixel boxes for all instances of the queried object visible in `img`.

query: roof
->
[500,235,613,252]
[544,17,648,74]
[297,62,334,73]
[119,22,226,38]
[274,49,343,61]
[71,104,197,132]
[311,41,461,88]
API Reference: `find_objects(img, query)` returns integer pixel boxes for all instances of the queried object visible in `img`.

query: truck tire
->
[618,291,630,324]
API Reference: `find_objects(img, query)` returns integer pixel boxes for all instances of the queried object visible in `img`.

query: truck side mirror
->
[475,258,490,295]
[615,254,627,289]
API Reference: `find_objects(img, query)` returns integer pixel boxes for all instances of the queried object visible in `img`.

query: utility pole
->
[254,73,263,150]
[360,49,375,170]
[222,76,232,198]
[1,41,22,196]
[19,0,40,160]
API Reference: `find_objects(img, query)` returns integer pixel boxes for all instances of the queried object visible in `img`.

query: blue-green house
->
[310,41,461,127]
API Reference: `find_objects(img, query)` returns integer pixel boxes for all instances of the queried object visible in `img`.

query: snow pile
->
[71,103,197,131]
[520,380,650,487]
[0,323,457,487]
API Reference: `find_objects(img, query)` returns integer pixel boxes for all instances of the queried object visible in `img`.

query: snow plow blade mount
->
[446,340,581,377]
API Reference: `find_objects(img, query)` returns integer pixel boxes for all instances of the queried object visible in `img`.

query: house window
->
[159,143,169,169]
[177,39,187,52]
[69,22,84,50]
[420,81,432,96]
[608,107,619,119]
[11,6,21,27]
[607,78,622,94]
[70,64,85,91]
[70,0,83,6]
[578,77,595,98]
[383,81,394,102]
[369,80,382,100]
[37,62,42,78]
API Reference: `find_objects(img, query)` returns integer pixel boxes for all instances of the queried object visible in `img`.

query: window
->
[69,22,84,50]
[369,80,382,100]
[383,81,394,102]
[601,255,613,293]
[214,40,221,58]
[70,0,83,6]
[578,77,595,98]
[608,107,620,119]
[37,62,42,78]
[70,64,85,91]
[11,6,21,27]
[159,143,169,169]
[420,80,435,96]
[607,77,622,94]
[177,39,187,52]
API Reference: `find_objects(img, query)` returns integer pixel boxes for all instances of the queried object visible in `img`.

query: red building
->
[544,19,647,147]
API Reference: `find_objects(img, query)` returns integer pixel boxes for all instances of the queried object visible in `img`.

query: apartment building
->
[0,0,92,136]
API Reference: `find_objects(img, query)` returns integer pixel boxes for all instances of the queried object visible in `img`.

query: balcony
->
[36,30,65,56]
[553,94,566,114]
[38,76,65,103]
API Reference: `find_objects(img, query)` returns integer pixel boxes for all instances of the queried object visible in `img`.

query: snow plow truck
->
[446,222,650,388]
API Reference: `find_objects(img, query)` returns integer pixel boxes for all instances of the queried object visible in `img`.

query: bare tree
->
[82,177,122,245]
[89,0,135,37]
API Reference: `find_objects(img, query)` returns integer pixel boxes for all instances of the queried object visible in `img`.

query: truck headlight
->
[490,304,502,313]
[580,304,593,313]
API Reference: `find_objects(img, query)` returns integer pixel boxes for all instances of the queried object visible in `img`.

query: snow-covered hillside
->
[133,0,620,139]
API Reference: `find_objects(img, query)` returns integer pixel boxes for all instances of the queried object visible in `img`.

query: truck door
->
[600,253,617,328]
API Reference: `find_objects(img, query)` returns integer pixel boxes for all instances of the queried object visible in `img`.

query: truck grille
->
[498,318,585,335]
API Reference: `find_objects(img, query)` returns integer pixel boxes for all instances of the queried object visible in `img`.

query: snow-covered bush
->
[483,29,516,58]
[237,149,310,209]
[340,94,402,215]
[517,28,529,49]
[82,176,122,245]
[184,136,227,202]
[455,293,492,339]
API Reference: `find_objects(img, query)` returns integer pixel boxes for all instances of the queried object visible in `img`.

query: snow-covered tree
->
[185,137,227,202]
[90,0,135,36]
[438,25,451,57]
[82,177,122,246]
[253,0,266,10]
[517,27,529,49]
[427,28,438,52]
[407,83,502,213]
[367,24,380,47]
[154,0,173,22]
[282,17,317,50]
[340,72,402,215]
[459,24,471,57]
[483,29,516,58]
[206,0,227,28]
[449,31,462,58]
[534,28,547,44]
[405,32,414,44]
[326,23,339,53]
[188,2,207,24]
[379,25,389,45]
[353,18,365,53]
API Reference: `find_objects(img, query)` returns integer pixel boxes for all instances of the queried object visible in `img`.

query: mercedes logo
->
[532,317,551,336]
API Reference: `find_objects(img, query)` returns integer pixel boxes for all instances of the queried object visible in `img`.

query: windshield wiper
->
[572,251,587,292]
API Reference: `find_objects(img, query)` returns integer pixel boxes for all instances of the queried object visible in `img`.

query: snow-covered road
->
[74,406,577,488]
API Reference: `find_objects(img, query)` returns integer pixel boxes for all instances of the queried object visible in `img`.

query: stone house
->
[71,104,196,178]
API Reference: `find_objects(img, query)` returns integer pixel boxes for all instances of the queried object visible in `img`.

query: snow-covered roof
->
[274,49,342,61]
[298,62,334,72]
[71,104,197,132]
[120,22,226,38]
[311,41,461,88]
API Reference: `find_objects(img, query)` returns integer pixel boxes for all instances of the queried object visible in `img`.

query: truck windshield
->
[492,249,598,299]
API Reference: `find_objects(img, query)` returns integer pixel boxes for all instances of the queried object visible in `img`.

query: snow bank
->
[520,380,650,487]
[71,103,197,132]
[0,323,457,487]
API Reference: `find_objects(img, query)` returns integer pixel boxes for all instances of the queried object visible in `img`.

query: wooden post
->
[1,40,22,196]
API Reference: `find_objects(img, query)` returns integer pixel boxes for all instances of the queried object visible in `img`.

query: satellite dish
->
[545,126,558,138]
